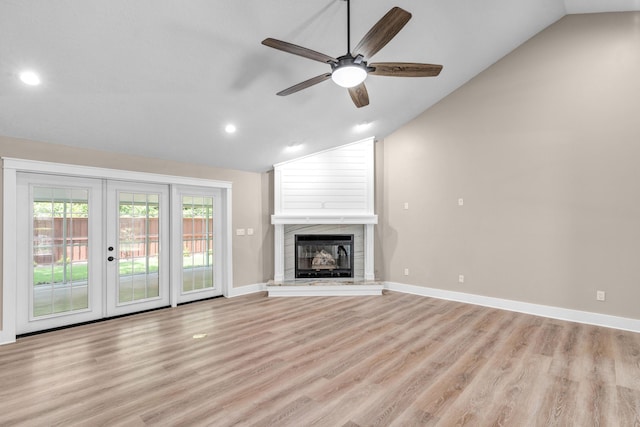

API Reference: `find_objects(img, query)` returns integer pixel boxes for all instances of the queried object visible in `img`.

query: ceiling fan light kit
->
[262,0,443,107]
[331,56,369,88]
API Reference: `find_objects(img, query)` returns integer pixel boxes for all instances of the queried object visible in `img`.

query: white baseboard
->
[0,330,16,346]
[385,282,640,333]
[227,283,267,297]
[213,280,640,333]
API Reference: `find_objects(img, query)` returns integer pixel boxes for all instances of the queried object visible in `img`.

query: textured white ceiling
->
[0,0,638,172]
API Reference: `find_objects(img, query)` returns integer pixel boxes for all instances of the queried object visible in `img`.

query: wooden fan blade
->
[353,7,411,60]
[369,62,443,77]
[262,38,337,64]
[277,73,332,96]
[348,83,369,108]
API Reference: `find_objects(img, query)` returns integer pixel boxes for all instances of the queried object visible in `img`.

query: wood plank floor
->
[1,291,639,426]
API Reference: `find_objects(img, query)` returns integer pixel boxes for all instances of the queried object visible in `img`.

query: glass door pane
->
[117,192,160,303]
[32,187,90,316]
[182,196,214,292]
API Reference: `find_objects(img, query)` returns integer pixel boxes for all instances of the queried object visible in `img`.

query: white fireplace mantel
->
[271,214,377,225]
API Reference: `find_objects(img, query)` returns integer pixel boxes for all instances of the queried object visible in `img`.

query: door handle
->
[107,256,115,262]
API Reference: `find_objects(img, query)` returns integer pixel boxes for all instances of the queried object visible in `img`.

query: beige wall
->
[378,12,640,320]
[0,135,273,328]
[261,170,275,281]
[374,138,386,280]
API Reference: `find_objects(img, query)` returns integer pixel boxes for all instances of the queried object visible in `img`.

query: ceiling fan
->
[261,0,443,108]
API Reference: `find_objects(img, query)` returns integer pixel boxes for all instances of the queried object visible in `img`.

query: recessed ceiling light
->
[19,70,41,86]
[285,143,303,152]
[354,121,373,132]
[225,124,237,134]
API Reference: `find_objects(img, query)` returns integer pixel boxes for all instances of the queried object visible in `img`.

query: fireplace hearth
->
[295,234,354,278]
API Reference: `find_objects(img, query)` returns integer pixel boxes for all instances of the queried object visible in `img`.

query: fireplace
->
[271,137,377,284]
[295,234,354,278]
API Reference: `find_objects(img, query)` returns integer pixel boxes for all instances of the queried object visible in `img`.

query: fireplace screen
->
[295,234,354,278]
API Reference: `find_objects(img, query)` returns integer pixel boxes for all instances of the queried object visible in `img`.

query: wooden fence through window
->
[33,218,213,264]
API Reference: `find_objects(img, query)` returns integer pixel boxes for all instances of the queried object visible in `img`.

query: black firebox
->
[295,234,354,278]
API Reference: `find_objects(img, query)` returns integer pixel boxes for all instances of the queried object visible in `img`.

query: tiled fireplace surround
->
[272,220,376,283]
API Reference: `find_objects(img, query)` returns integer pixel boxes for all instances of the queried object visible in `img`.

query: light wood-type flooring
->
[1,291,639,426]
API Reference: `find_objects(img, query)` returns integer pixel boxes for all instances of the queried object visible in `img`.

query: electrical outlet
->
[403,202,409,210]
[458,274,465,283]
[404,268,409,276]
[596,290,606,301]
[458,198,464,206]
[236,228,245,236]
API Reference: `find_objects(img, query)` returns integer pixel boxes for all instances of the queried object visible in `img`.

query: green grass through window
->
[33,253,212,285]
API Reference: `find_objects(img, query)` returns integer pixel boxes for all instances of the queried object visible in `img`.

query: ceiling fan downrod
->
[346,0,351,55]
[331,0,369,88]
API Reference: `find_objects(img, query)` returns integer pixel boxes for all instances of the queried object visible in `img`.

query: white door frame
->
[1,158,233,345]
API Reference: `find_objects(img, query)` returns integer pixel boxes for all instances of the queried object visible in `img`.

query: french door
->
[106,181,169,317]
[16,174,169,333]
[172,186,223,304]
[17,174,103,333]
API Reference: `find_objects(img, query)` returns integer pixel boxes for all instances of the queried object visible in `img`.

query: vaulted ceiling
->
[1,0,638,172]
